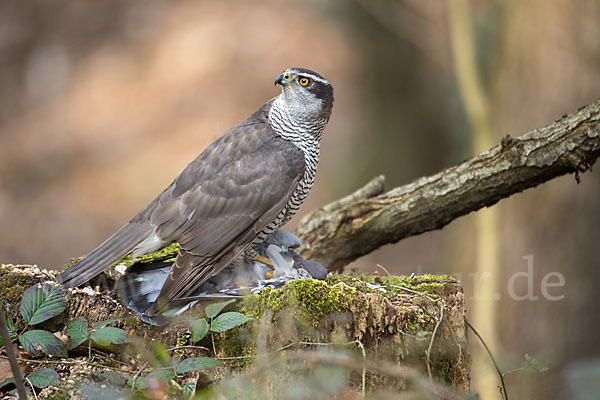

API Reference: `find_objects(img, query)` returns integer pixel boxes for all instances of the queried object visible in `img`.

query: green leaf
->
[20,284,67,325]
[8,388,30,397]
[525,353,537,367]
[0,377,14,390]
[175,357,222,374]
[205,299,236,319]
[26,368,60,388]
[147,369,175,383]
[95,317,139,329]
[90,327,130,346]
[66,317,88,350]
[524,353,548,373]
[127,375,145,390]
[183,380,196,399]
[210,312,253,333]
[94,370,126,386]
[0,310,17,347]
[148,341,171,364]
[127,370,175,390]
[19,330,68,357]
[190,319,209,343]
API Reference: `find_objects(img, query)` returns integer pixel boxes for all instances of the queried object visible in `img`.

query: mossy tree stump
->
[0,264,469,396]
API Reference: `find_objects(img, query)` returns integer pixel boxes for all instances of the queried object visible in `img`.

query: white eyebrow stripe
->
[295,72,330,85]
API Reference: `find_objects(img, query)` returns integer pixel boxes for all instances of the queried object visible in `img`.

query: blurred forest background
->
[0,0,599,398]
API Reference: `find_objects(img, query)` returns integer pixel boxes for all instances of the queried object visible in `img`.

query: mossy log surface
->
[1,263,470,396]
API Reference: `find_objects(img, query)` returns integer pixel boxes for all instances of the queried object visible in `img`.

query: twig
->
[25,377,38,400]
[425,304,445,381]
[130,361,149,392]
[0,301,28,400]
[0,355,138,374]
[355,340,366,400]
[465,319,508,400]
[387,284,440,303]
[374,264,392,277]
[88,337,92,363]
[216,355,257,361]
[211,332,217,358]
[502,367,526,377]
[167,345,210,353]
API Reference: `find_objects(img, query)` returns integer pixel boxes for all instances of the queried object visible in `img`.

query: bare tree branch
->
[296,99,600,271]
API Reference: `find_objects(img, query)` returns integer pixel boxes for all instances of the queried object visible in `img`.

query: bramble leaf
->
[26,368,60,388]
[94,370,127,386]
[19,330,67,357]
[175,357,222,374]
[90,327,130,347]
[183,380,196,399]
[210,312,253,333]
[127,369,175,390]
[190,319,209,343]
[20,284,66,325]
[66,317,88,350]
[205,299,236,319]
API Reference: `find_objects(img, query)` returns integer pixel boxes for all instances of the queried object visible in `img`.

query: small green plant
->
[110,299,253,398]
[0,286,254,399]
[0,284,67,393]
[503,353,549,377]
[189,298,253,343]
[0,368,60,397]
[1,283,135,395]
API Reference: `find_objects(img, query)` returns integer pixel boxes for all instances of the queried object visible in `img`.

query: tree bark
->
[296,99,600,271]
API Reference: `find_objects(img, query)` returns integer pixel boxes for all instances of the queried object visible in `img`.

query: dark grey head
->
[273,67,334,126]
[263,230,301,250]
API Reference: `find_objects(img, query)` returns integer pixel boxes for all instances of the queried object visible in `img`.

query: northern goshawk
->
[57,67,334,316]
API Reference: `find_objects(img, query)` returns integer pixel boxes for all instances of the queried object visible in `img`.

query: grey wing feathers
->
[57,221,153,288]
[144,125,305,315]
[58,99,306,318]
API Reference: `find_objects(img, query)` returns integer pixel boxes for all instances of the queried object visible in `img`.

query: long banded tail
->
[57,222,153,288]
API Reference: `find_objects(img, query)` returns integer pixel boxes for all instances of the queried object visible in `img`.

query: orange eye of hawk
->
[299,77,310,86]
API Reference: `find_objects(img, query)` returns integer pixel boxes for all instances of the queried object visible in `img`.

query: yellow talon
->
[255,254,275,279]
[255,254,274,269]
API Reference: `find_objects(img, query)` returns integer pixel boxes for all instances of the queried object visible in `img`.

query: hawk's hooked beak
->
[274,72,291,87]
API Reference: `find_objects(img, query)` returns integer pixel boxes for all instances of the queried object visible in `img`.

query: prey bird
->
[117,230,328,325]
[57,68,334,317]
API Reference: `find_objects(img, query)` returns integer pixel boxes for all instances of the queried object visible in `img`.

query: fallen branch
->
[296,99,600,270]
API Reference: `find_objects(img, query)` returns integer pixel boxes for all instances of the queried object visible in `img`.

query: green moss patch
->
[240,279,368,328]
[325,272,456,301]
